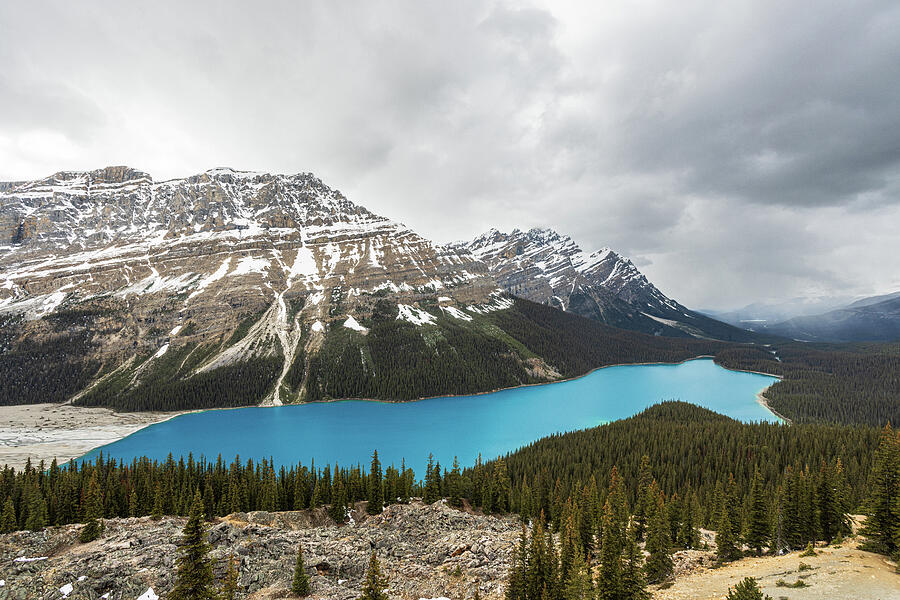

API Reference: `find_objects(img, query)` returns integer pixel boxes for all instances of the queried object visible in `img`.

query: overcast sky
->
[1,1,899,310]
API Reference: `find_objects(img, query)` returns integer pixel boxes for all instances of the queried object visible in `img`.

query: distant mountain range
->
[708,291,900,342]
[757,292,900,342]
[0,166,752,410]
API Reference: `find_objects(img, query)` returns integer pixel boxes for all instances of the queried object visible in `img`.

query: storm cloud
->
[1,0,898,309]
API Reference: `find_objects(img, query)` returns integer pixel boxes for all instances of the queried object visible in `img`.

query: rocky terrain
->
[3,501,895,600]
[461,228,757,341]
[0,501,519,600]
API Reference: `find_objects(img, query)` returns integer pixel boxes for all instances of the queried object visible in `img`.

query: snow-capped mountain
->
[460,227,756,340]
[0,167,749,411]
[0,166,499,406]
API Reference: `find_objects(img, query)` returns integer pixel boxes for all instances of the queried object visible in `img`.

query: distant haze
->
[1,1,899,310]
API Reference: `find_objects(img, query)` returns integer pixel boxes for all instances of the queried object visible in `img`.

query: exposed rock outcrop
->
[0,501,518,600]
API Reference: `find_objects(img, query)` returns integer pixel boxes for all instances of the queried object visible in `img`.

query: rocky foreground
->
[0,501,518,600]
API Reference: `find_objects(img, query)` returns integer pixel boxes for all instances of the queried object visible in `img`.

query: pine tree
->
[505,525,528,600]
[367,450,384,515]
[128,489,139,518]
[220,554,239,600]
[424,454,440,504]
[152,482,164,520]
[862,425,900,556]
[745,467,769,555]
[358,551,389,600]
[715,487,741,562]
[24,484,47,532]
[725,577,772,600]
[596,503,622,600]
[292,542,311,596]
[80,472,104,543]
[562,547,593,600]
[170,492,216,600]
[449,457,463,508]
[621,523,649,600]
[634,455,654,541]
[644,492,673,584]
[330,472,348,524]
[1,497,16,533]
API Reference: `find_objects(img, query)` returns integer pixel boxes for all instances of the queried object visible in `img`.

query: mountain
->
[703,295,856,330]
[460,227,757,341]
[762,292,900,342]
[0,167,727,411]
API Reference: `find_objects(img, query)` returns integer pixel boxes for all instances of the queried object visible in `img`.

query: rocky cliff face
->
[0,167,497,406]
[460,228,757,341]
[0,501,517,600]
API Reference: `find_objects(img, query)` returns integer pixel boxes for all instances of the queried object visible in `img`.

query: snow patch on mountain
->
[397,304,436,326]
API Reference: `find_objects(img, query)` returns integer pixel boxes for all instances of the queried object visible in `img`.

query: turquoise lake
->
[80,358,778,476]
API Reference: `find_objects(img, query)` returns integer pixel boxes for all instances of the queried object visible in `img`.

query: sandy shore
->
[0,403,187,470]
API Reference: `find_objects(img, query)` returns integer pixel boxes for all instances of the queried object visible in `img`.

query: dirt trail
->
[654,537,899,600]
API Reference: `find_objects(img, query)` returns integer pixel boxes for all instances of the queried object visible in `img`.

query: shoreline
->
[0,404,193,470]
[0,355,782,470]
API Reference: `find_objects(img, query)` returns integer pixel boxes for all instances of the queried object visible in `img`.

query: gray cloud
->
[0,0,898,309]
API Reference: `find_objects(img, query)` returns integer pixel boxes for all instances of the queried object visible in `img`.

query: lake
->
[79,358,778,476]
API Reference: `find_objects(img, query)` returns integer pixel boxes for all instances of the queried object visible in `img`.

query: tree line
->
[715,342,900,427]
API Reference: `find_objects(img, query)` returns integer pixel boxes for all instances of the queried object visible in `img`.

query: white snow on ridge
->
[170,325,182,336]
[137,589,159,600]
[13,556,47,562]
[397,304,436,326]
[187,257,231,300]
[344,315,368,332]
[311,320,325,333]
[153,344,169,359]
[231,256,271,276]
[60,583,74,597]
[440,305,473,321]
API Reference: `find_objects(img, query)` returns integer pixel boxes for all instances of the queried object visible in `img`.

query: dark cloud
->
[0,0,898,308]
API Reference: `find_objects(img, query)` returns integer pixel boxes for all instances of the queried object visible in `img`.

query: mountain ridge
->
[458,226,759,341]
[0,166,746,410]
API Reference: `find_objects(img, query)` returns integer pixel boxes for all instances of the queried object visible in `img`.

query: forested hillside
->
[715,342,900,426]
[37,297,730,410]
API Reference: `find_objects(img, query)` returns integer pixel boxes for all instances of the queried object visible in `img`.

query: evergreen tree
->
[725,577,772,600]
[621,523,649,600]
[24,484,47,532]
[220,555,239,600]
[1,497,16,533]
[715,488,741,562]
[170,492,216,600]
[745,467,769,555]
[505,525,528,600]
[644,492,673,584]
[424,454,440,504]
[633,455,654,541]
[596,503,622,600]
[358,551,389,600]
[367,451,383,515]
[330,471,348,524]
[80,472,104,543]
[862,425,900,556]
[151,482,164,520]
[562,547,593,600]
[449,457,463,508]
[292,542,311,597]
[128,489,139,518]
